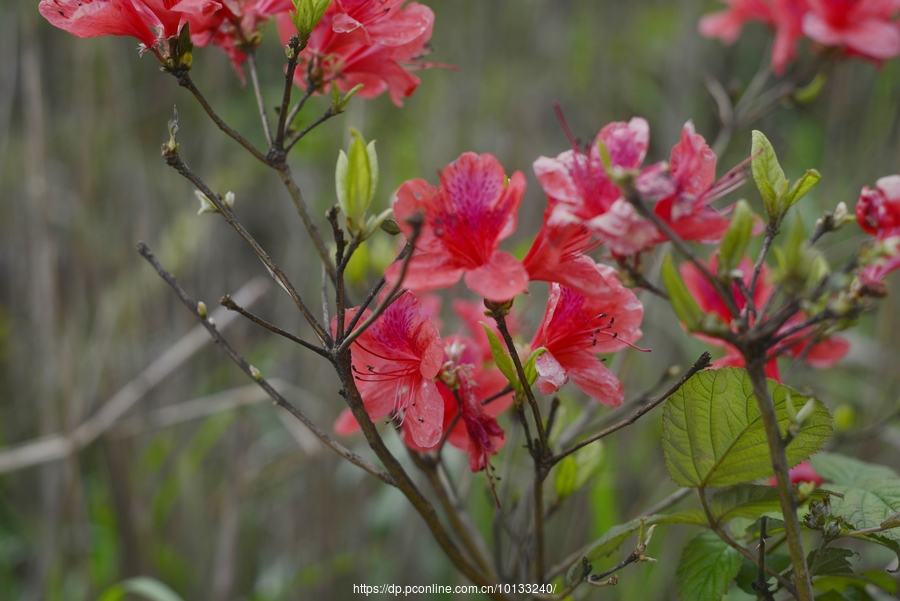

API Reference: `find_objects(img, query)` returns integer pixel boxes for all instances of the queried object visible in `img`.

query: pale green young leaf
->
[751,130,786,220]
[522,347,547,388]
[661,367,832,488]
[718,199,755,276]
[481,323,516,387]
[785,169,821,208]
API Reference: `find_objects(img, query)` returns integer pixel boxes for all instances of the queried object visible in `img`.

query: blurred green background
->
[2,0,900,599]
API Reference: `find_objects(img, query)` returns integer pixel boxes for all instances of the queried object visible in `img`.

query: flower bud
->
[195,190,217,215]
[250,365,262,380]
[197,301,208,319]
[336,128,379,239]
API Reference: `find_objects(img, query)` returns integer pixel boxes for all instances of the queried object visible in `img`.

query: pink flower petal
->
[463,251,529,302]
[404,379,443,448]
[535,352,568,395]
[334,408,362,435]
[384,251,464,293]
[563,352,624,407]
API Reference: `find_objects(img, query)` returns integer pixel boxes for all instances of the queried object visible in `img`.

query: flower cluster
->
[339,145,653,472]
[855,175,900,283]
[699,0,900,74]
[39,0,437,105]
[533,118,742,257]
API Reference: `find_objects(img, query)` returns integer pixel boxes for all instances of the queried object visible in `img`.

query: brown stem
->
[162,152,331,345]
[489,308,548,455]
[175,74,268,164]
[549,353,711,466]
[219,295,328,358]
[275,36,301,148]
[286,107,337,151]
[337,220,422,354]
[137,242,391,484]
[535,471,546,582]
[743,357,814,601]
[272,162,337,285]
[332,357,508,600]
[408,452,497,578]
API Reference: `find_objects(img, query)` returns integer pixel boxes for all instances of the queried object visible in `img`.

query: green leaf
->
[809,452,898,485]
[660,253,706,332]
[567,512,704,583]
[809,547,855,577]
[480,323,517,388]
[661,367,832,488]
[708,485,832,525]
[676,532,742,601]
[98,577,186,601]
[828,481,900,541]
[751,131,787,220]
[786,169,821,208]
[718,199,756,276]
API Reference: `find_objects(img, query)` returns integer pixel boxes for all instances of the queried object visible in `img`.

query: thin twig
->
[246,50,273,148]
[275,36,301,148]
[699,490,799,598]
[137,242,392,484]
[549,353,711,466]
[490,308,548,455]
[175,74,268,164]
[219,294,328,358]
[753,517,776,601]
[624,186,741,318]
[286,107,337,151]
[273,162,337,285]
[161,151,331,345]
[337,219,422,354]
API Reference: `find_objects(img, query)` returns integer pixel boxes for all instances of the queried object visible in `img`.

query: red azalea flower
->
[698,0,776,45]
[803,0,900,61]
[403,336,512,472]
[522,203,613,298]
[652,121,741,245]
[40,0,219,58]
[386,152,529,302]
[698,0,810,75]
[767,460,824,486]
[530,268,645,407]
[333,291,444,448]
[185,0,267,78]
[680,256,848,381]
[534,118,740,256]
[856,175,900,282]
[266,0,436,106]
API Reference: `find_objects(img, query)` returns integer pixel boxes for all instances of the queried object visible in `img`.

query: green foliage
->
[661,368,832,488]
[291,0,332,48]
[676,532,742,601]
[336,128,390,240]
[751,130,787,221]
[481,324,516,386]
[809,452,900,541]
[660,253,705,332]
[706,484,828,525]
[554,442,604,500]
[718,199,755,277]
[98,577,185,601]
[751,130,821,224]
[567,512,703,584]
